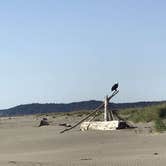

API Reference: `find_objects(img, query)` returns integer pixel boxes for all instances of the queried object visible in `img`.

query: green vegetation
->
[118,103,166,132]
[154,119,166,132]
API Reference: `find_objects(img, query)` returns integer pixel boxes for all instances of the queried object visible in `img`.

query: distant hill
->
[0,100,165,117]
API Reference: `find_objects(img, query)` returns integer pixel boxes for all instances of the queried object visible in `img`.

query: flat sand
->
[0,115,166,166]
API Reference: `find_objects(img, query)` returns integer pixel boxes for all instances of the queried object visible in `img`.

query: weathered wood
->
[80,121,119,131]
[104,95,109,121]
[60,103,104,133]
[60,90,119,133]
[89,110,102,122]
[38,118,49,127]
[108,90,119,101]
[110,110,115,120]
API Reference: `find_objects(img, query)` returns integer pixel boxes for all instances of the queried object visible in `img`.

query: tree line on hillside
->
[0,100,165,117]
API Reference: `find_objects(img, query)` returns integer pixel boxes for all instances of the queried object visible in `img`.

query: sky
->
[0,0,166,109]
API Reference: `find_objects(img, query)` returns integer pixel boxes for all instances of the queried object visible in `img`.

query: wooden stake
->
[104,95,109,121]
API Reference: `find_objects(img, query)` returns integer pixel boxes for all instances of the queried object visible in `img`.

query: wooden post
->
[110,110,115,120]
[104,95,109,121]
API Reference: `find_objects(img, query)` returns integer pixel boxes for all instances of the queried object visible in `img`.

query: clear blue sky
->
[0,0,166,109]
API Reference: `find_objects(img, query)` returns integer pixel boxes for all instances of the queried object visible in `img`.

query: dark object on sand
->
[59,123,71,127]
[39,118,49,127]
[111,83,119,91]
[80,158,92,161]
[117,121,131,129]
[154,152,158,155]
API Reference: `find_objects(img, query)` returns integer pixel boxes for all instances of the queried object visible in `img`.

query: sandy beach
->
[0,115,165,166]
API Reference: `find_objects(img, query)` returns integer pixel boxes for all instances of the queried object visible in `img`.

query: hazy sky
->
[0,0,166,109]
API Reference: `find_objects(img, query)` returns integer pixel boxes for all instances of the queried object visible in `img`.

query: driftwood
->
[60,103,104,133]
[88,110,103,122]
[59,123,72,127]
[39,118,49,127]
[60,90,119,133]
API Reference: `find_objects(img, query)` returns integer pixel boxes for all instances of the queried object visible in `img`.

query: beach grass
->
[118,103,166,132]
